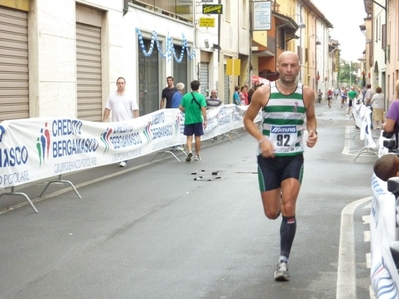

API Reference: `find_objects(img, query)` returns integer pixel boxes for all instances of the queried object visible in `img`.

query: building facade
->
[10,0,399,122]
[363,0,399,109]
[250,0,334,98]
[0,0,251,122]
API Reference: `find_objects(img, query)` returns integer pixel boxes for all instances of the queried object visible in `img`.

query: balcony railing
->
[131,0,193,23]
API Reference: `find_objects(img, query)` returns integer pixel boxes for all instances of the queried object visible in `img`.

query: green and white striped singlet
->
[260,81,306,156]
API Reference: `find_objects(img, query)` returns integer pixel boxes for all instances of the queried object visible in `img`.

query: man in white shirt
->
[103,77,139,167]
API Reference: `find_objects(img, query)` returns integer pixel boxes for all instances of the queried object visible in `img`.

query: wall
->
[27,0,122,118]
[26,0,196,118]
[28,0,77,117]
[386,0,399,104]
[220,0,250,94]
[124,5,195,88]
[371,0,386,105]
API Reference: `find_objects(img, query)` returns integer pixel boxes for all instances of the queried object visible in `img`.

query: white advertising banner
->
[352,102,377,150]
[352,102,364,131]
[370,174,399,298]
[0,105,261,188]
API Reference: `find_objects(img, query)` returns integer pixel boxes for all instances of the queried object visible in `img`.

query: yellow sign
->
[176,5,191,14]
[199,17,215,28]
[226,59,241,76]
[202,4,223,14]
[0,0,29,11]
[334,50,339,72]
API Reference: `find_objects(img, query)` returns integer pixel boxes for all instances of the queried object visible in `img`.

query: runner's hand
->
[306,131,318,148]
[260,139,275,158]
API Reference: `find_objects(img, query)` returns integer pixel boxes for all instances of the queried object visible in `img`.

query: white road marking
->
[364,230,370,242]
[336,196,372,299]
[366,252,371,269]
[362,202,375,298]
[370,285,376,299]
[342,126,352,155]
[363,214,371,224]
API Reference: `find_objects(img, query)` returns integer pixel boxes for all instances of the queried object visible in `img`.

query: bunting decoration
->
[136,28,196,62]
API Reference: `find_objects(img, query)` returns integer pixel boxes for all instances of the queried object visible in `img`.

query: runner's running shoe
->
[274,262,290,281]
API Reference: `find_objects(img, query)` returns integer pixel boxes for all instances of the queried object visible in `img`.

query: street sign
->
[199,17,215,27]
[202,4,223,14]
[226,59,241,76]
[252,1,271,31]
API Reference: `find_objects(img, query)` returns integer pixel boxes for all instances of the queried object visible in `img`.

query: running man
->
[243,51,318,281]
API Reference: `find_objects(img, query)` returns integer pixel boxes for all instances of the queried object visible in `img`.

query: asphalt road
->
[0,97,377,299]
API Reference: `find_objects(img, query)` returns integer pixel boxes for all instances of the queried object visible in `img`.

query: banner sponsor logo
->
[175,112,181,135]
[234,106,244,122]
[151,125,173,140]
[216,107,231,126]
[0,145,28,168]
[100,128,113,153]
[102,124,141,151]
[54,157,98,174]
[37,122,51,165]
[52,119,82,136]
[50,119,99,160]
[143,118,153,142]
[149,111,173,140]
[0,124,29,186]
[0,125,6,142]
[178,113,185,135]
[0,124,28,169]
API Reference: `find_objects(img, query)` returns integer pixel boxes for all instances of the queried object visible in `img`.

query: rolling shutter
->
[224,65,230,104]
[0,6,28,121]
[76,22,102,122]
[199,62,209,97]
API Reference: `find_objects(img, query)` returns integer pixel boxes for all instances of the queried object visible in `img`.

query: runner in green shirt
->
[347,87,358,116]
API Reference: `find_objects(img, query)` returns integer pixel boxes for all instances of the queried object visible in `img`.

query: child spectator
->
[373,154,399,181]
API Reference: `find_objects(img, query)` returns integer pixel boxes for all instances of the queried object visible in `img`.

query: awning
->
[273,12,299,31]
[363,0,385,14]
[273,12,300,40]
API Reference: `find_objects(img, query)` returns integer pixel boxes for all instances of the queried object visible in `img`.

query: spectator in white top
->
[103,77,139,167]
[371,87,385,129]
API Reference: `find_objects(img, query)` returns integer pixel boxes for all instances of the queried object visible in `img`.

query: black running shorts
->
[257,154,304,192]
